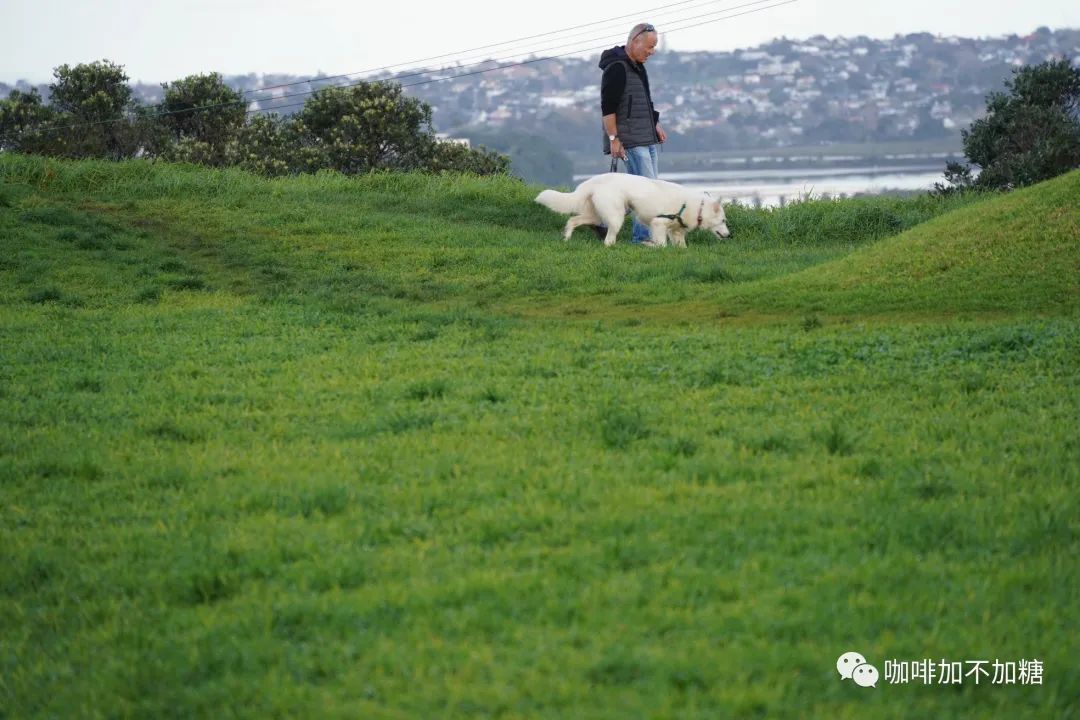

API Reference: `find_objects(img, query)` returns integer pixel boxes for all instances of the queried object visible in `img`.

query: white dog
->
[535,173,730,248]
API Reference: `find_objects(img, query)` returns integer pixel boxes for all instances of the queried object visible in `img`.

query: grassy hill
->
[720,170,1080,316]
[1,155,1077,718]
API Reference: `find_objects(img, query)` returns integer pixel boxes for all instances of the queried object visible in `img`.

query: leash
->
[610,156,620,173]
[656,199,707,229]
[656,203,687,228]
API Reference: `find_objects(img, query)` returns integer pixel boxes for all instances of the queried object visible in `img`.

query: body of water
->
[573,163,948,207]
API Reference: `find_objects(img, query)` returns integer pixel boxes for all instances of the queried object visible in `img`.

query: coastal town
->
[3,26,1076,187]
[398,26,1080,152]
[6,28,1075,155]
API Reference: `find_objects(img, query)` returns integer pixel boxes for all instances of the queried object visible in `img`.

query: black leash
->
[656,203,688,228]
[656,199,706,230]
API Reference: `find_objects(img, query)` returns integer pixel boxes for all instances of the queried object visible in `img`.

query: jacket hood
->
[599,46,630,70]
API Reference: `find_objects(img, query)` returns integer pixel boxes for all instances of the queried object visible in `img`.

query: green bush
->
[152,73,247,166]
[47,60,140,159]
[225,114,294,178]
[2,61,511,180]
[0,88,60,154]
[291,82,435,174]
[937,58,1080,193]
[426,141,511,176]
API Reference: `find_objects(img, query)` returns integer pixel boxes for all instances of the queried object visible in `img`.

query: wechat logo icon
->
[837,651,879,688]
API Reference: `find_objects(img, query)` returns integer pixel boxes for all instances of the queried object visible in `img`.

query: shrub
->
[936,59,1080,193]
[152,73,247,166]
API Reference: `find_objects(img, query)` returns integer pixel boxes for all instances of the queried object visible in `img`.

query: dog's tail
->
[534,187,584,215]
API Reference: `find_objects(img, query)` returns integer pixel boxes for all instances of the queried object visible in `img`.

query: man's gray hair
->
[627,23,656,45]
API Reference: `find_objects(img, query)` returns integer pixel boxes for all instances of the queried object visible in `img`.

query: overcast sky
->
[4,0,1079,84]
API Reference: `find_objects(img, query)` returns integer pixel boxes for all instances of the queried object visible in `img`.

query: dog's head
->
[702,198,730,239]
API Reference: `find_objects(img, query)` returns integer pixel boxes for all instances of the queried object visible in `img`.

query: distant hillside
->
[4,27,1078,158]
[408,27,1080,154]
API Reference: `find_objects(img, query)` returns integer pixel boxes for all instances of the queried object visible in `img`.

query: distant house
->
[540,95,578,108]
[435,133,471,147]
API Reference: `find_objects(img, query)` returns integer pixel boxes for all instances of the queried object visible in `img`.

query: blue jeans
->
[624,144,660,243]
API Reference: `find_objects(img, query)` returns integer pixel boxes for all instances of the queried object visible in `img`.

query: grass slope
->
[1,156,1078,719]
[719,170,1080,316]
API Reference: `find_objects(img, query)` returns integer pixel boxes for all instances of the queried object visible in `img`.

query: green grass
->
[1,155,1078,719]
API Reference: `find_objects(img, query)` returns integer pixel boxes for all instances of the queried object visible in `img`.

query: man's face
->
[628,31,658,64]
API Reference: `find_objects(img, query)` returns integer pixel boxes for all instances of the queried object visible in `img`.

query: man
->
[599,22,668,244]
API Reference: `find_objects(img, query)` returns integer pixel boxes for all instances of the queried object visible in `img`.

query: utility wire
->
[247,0,747,95]
[367,0,780,81]
[4,0,797,139]
[161,0,782,110]
[9,0,788,135]
[253,0,799,116]
[248,0,794,112]
[4,0,712,138]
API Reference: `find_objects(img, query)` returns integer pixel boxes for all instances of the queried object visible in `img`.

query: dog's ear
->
[713,199,723,213]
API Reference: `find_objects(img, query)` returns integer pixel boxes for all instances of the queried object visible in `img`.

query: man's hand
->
[611,137,627,160]
[656,123,668,143]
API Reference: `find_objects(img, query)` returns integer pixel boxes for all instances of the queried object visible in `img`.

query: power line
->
[246,0,742,96]
[350,0,766,79]
[168,0,782,111]
[247,0,794,113]
[252,0,799,116]
[4,0,798,139]
[3,0,748,138]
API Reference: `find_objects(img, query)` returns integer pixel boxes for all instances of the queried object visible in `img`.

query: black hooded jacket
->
[599,46,661,152]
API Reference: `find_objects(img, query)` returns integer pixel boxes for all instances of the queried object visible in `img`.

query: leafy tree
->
[4,65,512,181]
[225,114,295,177]
[154,73,246,165]
[1006,57,1080,113]
[293,82,436,174]
[49,60,132,119]
[0,89,59,153]
[426,141,511,176]
[937,58,1080,193]
[48,60,139,158]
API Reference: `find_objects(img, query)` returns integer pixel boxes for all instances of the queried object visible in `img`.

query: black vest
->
[603,60,659,154]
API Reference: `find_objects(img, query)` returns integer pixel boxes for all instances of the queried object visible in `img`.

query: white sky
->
[4,0,1079,84]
